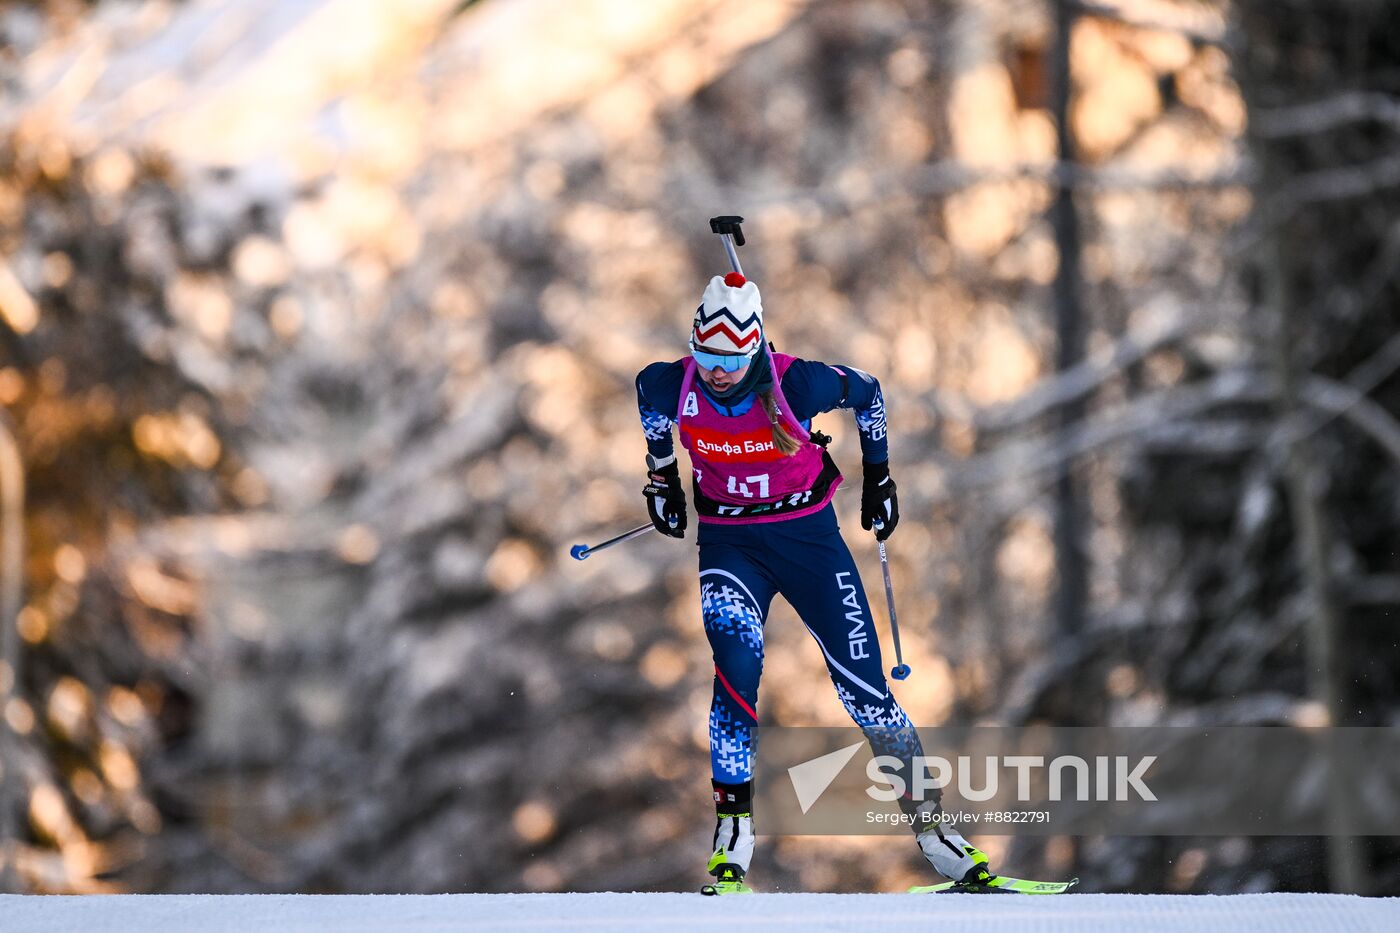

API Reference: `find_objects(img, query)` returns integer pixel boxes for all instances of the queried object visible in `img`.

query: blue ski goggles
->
[689,339,760,373]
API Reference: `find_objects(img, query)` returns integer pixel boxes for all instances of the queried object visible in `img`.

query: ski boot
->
[910,798,998,891]
[906,794,1078,895]
[917,827,997,890]
[701,812,754,895]
[701,782,754,895]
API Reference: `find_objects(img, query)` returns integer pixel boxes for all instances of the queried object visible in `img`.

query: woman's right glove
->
[643,455,687,538]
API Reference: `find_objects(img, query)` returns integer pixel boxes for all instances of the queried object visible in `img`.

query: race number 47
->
[727,474,770,498]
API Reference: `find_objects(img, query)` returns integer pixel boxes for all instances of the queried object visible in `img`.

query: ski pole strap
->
[691,450,842,519]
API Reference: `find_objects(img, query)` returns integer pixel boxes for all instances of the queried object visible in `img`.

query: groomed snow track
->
[3,892,1398,932]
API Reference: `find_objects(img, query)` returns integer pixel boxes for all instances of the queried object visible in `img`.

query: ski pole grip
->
[708,215,745,246]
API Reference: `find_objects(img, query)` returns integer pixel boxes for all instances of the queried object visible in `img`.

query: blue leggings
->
[698,504,924,788]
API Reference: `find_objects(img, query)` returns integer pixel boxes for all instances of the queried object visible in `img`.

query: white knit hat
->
[692,272,764,353]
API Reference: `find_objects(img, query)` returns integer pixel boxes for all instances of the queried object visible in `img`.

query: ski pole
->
[708,215,745,276]
[579,217,740,567]
[872,520,911,680]
[570,511,679,561]
[570,522,656,561]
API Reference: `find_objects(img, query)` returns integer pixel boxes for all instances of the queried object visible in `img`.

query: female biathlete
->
[635,271,995,895]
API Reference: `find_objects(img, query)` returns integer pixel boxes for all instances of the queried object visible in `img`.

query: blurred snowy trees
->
[0,0,1395,896]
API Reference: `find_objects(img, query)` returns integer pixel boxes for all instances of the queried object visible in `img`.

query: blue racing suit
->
[637,358,925,800]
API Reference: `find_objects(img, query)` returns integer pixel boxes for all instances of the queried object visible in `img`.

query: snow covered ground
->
[2,892,1398,932]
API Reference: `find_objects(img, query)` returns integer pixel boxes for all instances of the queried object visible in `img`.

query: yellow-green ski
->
[909,875,1078,895]
[700,878,754,895]
[701,862,753,895]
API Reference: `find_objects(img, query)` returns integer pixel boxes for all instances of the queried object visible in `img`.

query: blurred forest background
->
[0,0,1397,897]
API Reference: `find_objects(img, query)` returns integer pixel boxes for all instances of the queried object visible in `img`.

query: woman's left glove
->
[860,459,899,541]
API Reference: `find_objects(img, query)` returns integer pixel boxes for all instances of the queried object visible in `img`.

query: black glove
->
[643,456,687,539]
[860,459,899,541]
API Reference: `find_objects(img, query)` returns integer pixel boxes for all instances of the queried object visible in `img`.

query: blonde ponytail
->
[760,391,802,457]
